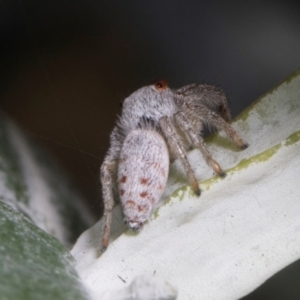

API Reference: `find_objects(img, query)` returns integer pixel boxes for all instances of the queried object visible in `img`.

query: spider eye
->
[153,80,168,91]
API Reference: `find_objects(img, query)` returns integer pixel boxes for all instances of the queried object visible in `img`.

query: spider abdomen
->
[117,129,169,230]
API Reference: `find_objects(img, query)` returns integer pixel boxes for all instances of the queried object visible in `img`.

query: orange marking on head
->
[140,191,148,198]
[140,177,149,185]
[120,175,127,183]
[153,80,168,91]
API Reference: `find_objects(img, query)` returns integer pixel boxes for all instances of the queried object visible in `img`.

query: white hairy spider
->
[100,80,248,252]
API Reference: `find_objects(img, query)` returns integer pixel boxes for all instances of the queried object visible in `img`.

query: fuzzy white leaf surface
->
[71,69,300,300]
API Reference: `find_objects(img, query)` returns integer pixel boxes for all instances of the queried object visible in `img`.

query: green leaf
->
[0,114,93,299]
[0,200,89,300]
[0,114,93,246]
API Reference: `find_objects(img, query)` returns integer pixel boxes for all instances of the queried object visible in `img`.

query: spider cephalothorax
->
[100,80,248,251]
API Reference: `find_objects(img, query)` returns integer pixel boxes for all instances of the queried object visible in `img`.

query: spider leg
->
[100,127,123,252]
[186,103,248,149]
[159,116,201,196]
[100,155,118,252]
[175,111,226,177]
[202,106,248,149]
[176,84,231,122]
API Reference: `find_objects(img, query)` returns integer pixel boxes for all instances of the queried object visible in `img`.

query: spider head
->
[120,79,176,124]
[153,80,168,91]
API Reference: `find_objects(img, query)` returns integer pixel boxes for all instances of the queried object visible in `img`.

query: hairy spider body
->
[118,129,169,231]
[100,80,248,252]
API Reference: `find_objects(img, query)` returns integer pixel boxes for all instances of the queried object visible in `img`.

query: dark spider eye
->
[153,80,168,91]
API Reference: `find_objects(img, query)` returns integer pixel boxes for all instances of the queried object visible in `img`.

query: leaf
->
[0,114,94,299]
[72,68,300,299]
[0,114,93,246]
[0,200,89,300]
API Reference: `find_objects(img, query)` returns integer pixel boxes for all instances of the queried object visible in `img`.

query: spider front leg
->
[159,116,201,196]
[100,155,118,252]
[181,100,248,150]
[199,105,248,149]
[174,111,226,177]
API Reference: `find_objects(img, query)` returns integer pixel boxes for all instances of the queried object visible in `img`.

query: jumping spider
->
[100,80,248,252]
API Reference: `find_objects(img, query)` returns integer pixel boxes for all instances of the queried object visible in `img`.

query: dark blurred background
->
[0,1,300,298]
